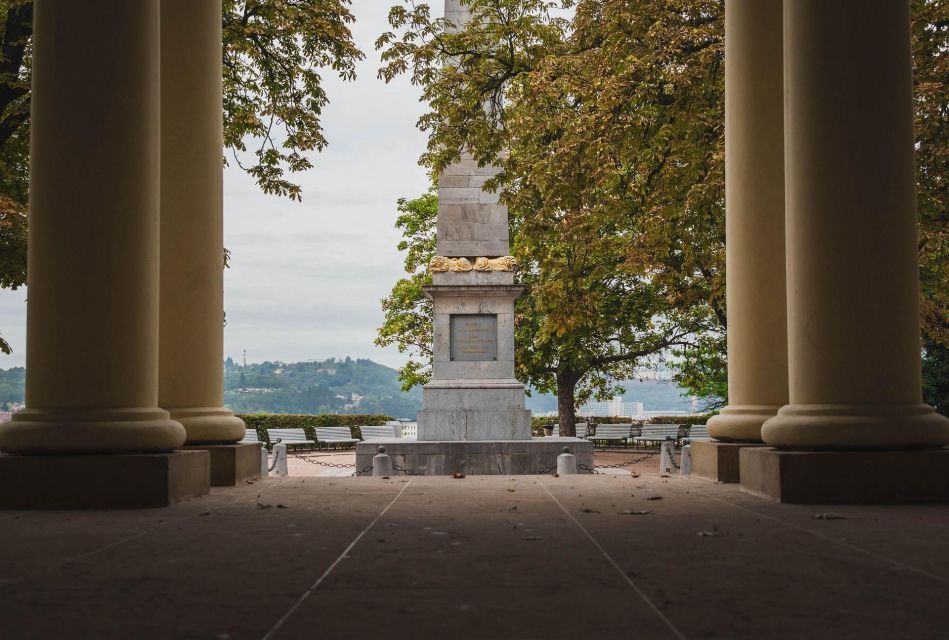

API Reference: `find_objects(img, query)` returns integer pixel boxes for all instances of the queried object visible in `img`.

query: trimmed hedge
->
[649,414,715,426]
[237,413,394,446]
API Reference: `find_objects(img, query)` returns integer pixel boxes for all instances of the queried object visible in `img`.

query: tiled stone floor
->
[0,473,947,639]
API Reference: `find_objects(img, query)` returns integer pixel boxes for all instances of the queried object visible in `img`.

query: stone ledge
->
[739,447,949,504]
[183,443,260,486]
[356,439,593,476]
[691,440,769,483]
[0,450,209,509]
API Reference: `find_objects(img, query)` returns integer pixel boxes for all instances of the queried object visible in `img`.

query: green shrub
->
[237,413,393,446]
[529,413,716,437]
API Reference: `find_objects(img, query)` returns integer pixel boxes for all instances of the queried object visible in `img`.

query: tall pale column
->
[159,0,244,444]
[762,0,949,449]
[0,0,185,453]
[707,0,787,442]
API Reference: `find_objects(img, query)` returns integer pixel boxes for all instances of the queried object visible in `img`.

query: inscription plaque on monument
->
[450,314,498,361]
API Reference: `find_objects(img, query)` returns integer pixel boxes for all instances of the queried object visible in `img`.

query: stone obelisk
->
[415,0,531,441]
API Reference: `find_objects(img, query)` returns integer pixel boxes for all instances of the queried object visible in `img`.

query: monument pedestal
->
[0,450,209,509]
[356,438,592,476]
[739,447,949,503]
[183,443,261,486]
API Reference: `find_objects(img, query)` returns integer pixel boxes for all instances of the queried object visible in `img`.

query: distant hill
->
[224,357,422,419]
[1,360,702,418]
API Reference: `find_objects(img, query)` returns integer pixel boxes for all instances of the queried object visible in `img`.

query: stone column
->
[159,0,244,444]
[0,0,186,454]
[707,0,788,443]
[761,0,949,449]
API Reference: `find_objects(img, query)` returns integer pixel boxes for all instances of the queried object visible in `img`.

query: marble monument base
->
[182,443,261,486]
[417,380,532,440]
[356,438,593,476]
[691,440,769,483]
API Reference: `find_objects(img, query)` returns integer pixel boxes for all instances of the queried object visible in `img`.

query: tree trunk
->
[556,369,580,437]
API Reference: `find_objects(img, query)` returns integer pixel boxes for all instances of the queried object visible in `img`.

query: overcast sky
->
[0,3,436,371]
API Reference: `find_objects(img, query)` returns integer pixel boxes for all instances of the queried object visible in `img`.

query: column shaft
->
[707,0,788,442]
[0,0,185,453]
[762,0,949,449]
[159,0,244,444]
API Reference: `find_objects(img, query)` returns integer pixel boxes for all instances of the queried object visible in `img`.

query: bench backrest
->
[241,428,260,443]
[360,425,397,440]
[688,424,709,439]
[575,423,589,438]
[593,424,632,438]
[314,426,355,441]
[267,428,312,443]
[640,424,681,438]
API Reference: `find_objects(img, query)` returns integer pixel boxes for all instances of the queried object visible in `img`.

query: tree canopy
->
[377,0,949,427]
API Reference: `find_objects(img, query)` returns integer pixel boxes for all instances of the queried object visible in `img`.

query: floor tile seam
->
[260,477,415,640]
[537,480,688,640]
[698,490,949,586]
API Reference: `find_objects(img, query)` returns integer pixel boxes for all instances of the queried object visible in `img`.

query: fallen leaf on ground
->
[580,508,600,513]
[256,503,272,509]
[646,496,663,501]
[276,504,289,509]
[813,512,844,520]
[452,473,466,479]
[525,536,542,541]
[622,509,651,515]
[698,531,718,537]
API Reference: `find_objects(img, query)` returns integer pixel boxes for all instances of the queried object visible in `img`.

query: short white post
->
[660,439,675,474]
[259,443,269,475]
[373,445,393,477]
[557,447,577,475]
[274,441,288,477]
[680,440,692,475]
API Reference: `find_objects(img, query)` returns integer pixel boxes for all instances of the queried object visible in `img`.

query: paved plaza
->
[1,472,946,639]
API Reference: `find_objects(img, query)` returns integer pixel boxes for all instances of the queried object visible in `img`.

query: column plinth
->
[760,0,949,450]
[158,0,243,445]
[0,0,186,455]
[706,0,787,444]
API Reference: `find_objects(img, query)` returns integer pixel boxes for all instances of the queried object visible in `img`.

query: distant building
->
[577,396,646,418]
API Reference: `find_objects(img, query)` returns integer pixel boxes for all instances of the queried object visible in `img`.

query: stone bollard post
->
[660,438,676,474]
[260,443,269,476]
[373,445,393,477]
[557,447,577,475]
[273,441,288,477]
[680,440,692,475]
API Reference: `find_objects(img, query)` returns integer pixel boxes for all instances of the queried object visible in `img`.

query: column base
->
[762,403,949,450]
[182,443,260,486]
[168,407,245,445]
[691,440,770,483]
[740,447,949,504]
[0,450,209,508]
[707,404,779,442]
[0,407,186,453]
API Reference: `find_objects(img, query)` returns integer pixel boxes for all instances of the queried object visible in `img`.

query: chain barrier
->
[391,463,424,476]
[290,453,357,470]
[577,463,599,475]
[595,453,656,469]
[353,465,374,477]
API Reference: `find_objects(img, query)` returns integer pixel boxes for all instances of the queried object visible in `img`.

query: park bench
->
[687,424,711,441]
[589,423,633,447]
[632,424,682,448]
[400,423,418,440]
[266,428,315,450]
[314,426,359,449]
[574,423,589,439]
[360,425,399,440]
[240,428,261,444]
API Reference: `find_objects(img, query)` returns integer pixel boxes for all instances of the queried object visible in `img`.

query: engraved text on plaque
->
[450,314,498,361]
